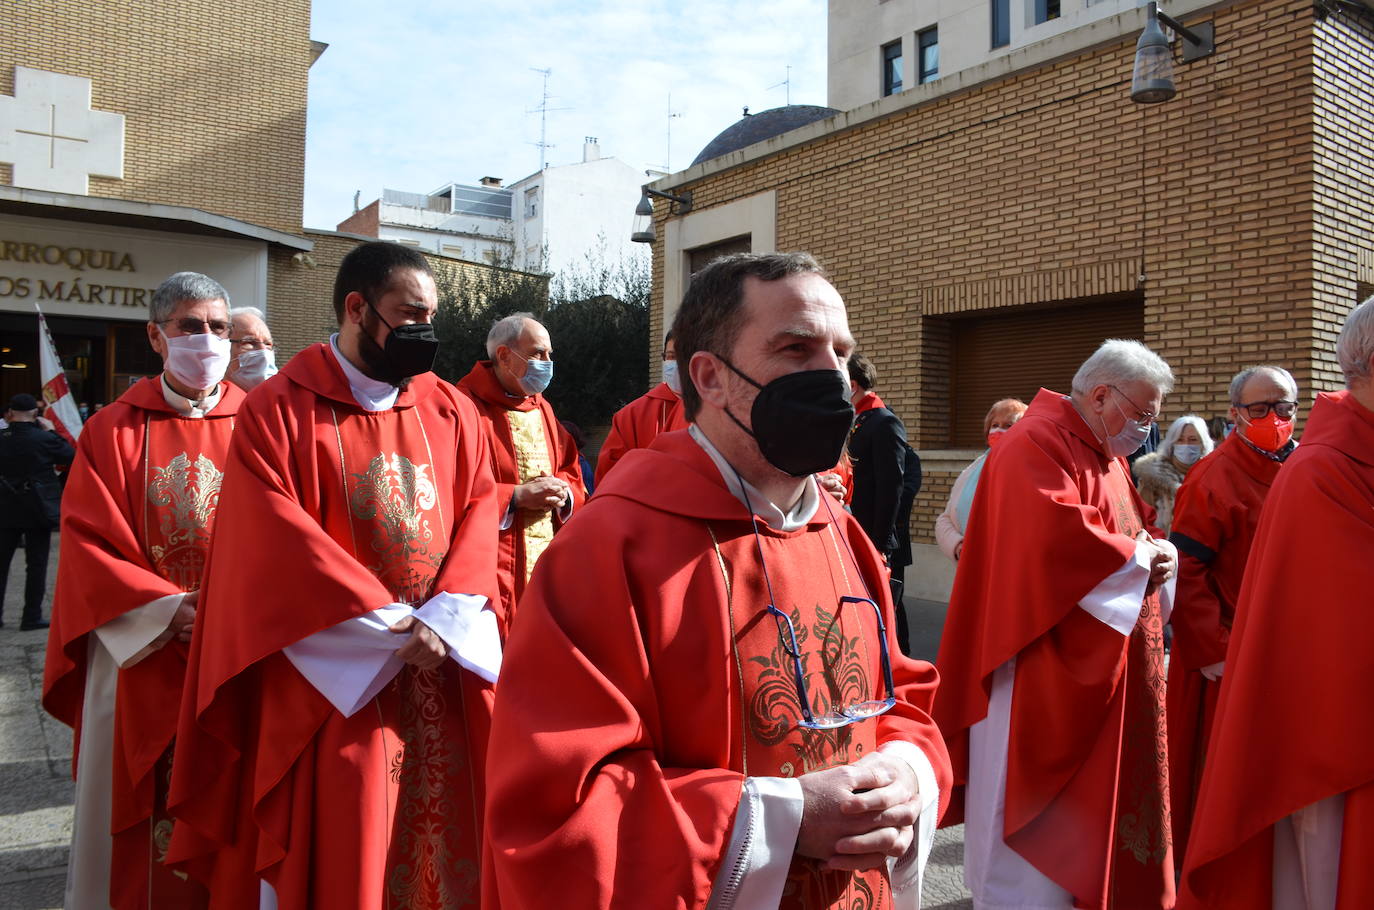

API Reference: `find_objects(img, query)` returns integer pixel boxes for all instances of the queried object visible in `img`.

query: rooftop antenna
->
[662,92,684,173]
[768,65,792,105]
[527,67,572,171]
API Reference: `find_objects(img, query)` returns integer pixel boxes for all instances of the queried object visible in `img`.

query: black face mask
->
[717,355,856,477]
[361,299,439,384]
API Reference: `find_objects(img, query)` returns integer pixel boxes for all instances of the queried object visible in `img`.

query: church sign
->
[0,212,268,321]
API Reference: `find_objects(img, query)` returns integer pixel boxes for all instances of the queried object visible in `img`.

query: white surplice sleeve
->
[92,593,183,669]
[282,603,414,718]
[412,591,502,682]
[885,741,943,908]
[1078,538,1177,635]
[707,742,943,909]
[284,592,501,718]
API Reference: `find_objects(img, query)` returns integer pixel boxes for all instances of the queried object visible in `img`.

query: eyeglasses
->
[1235,400,1297,420]
[1111,385,1159,424]
[766,596,897,730]
[162,318,231,339]
[229,336,274,350]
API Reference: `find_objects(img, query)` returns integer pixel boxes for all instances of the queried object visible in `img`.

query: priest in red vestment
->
[1181,297,1374,910]
[1165,365,1298,863]
[593,329,687,486]
[166,242,502,909]
[42,271,241,910]
[456,312,583,629]
[934,339,1179,910]
[485,252,950,910]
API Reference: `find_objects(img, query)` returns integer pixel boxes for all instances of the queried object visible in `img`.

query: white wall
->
[510,156,648,277]
[829,0,1139,112]
[376,223,512,263]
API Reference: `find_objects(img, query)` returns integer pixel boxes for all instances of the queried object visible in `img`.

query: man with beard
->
[167,242,501,909]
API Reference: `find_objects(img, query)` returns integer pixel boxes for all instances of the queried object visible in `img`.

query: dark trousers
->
[889,569,911,658]
[0,526,52,625]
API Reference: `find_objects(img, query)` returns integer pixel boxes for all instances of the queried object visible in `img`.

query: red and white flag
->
[35,304,82,447]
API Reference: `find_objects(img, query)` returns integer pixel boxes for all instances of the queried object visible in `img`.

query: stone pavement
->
[1,531,70,910]
[0,535,972,909]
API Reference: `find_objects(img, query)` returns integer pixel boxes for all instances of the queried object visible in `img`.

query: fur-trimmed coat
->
[1134,450,1187,534]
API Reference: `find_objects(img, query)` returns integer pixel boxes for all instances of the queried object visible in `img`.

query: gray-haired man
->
[42,271,242,908]
[226,305,278,390]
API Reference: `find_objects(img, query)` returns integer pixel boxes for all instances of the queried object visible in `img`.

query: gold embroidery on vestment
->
[505,408,555,580]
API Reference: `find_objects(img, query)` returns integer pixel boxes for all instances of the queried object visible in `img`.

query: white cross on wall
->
[0,66,125,195]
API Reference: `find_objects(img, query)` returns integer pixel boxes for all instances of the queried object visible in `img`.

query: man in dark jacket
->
[847,354,919,651]
[0,392,74,629]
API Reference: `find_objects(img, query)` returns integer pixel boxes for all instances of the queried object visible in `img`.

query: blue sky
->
[303,0,827,229]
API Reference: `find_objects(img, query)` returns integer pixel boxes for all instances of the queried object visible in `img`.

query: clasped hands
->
[387,614,449,671]
[797,751,921,871]
[1137,530,1176,595]
[513,473,571,512]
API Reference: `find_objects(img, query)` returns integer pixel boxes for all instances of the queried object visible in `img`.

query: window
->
[991,0,1010,47]
[688,235,752,276]
[918,27,939,84]
[441,243,465,258]
[1034,0,1060,24]
[524,187,539,218]
[881,40,903,96]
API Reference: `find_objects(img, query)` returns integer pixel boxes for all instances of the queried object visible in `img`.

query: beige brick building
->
[645,0,1374,599]
[0,1,529,405]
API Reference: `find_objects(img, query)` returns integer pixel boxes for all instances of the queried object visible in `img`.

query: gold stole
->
[505,408,555,580]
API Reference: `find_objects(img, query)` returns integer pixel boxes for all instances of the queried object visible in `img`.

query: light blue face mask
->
[1101,395,1152,458]
[517,355,554,396]
[662,359,682,395]
[1173,444,1202,465]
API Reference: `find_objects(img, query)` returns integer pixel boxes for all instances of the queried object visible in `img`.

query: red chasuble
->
[593,380,686,486]
[456,360,584,628]
[933,388,1173,910]
[483,429,950,910]
[165,344,500,910]
[43,375,244,910]
[1165,430,1281,862]
[1180,391,1374,909]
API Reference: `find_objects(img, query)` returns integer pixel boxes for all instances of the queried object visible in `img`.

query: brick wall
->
[2,0,311,234]
[336,200,380,237]
[1313,8,1374,386]
[650,0,1370,548]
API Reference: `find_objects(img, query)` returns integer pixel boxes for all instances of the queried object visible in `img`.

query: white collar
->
[160,374,223,418]
[688,423,819,531]
[329,334,399,412]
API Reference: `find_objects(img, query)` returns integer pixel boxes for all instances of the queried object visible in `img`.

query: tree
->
[430,252,650,430]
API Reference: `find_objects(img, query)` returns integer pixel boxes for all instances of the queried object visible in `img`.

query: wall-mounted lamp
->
[630,186,693,243]
[1131,1,1216,104]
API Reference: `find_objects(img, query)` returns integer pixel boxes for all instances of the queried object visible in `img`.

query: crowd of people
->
[3,239,1370,910]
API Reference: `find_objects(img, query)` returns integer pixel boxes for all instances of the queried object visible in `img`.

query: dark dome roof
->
[691,105,840,167]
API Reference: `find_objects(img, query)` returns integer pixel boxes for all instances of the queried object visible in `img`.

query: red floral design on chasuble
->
[329,406,482,908]
[129,415,237,909]
[1103,460,1174,904]
[717,519,890,910]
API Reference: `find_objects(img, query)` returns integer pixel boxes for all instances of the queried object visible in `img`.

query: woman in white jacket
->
[935,398,1026,561]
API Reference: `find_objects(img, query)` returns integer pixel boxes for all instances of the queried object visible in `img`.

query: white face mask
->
[662,359,682,396]
[234,347,277,389]
[1172,444,1202,465]
[1099,395,1152,458]
[161,329,232,391]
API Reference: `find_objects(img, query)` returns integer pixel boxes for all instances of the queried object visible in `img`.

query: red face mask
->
[1243,413,1294,451]
[987,428,1006,448]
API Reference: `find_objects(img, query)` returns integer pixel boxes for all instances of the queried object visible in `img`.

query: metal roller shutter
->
[949,292,1144,446]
